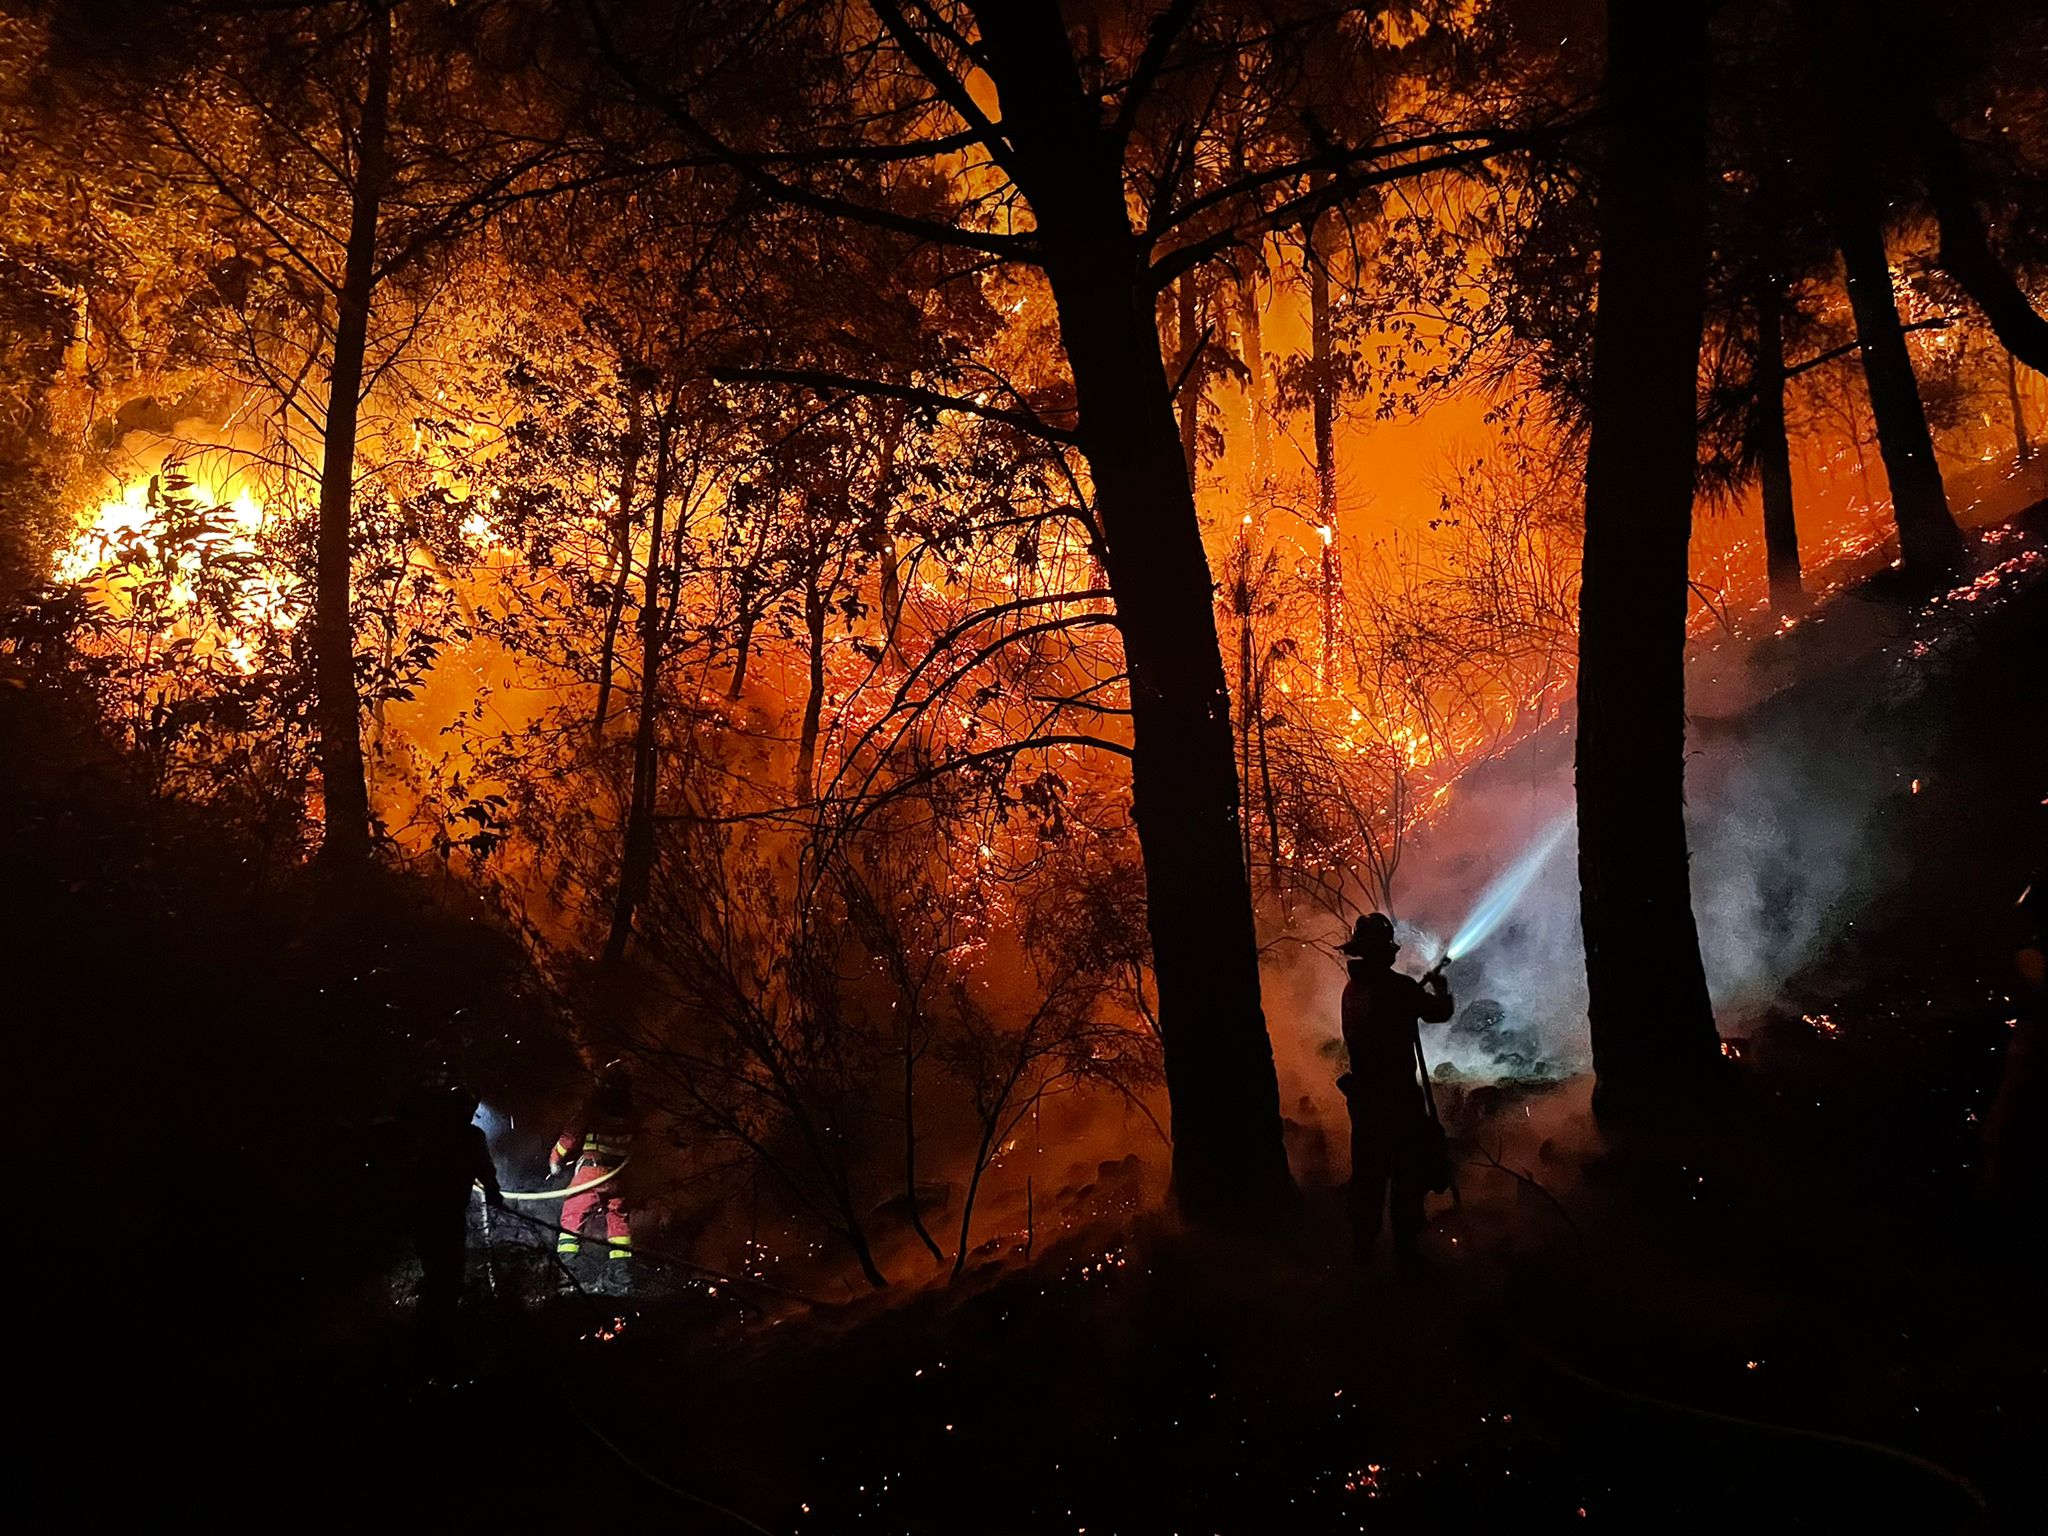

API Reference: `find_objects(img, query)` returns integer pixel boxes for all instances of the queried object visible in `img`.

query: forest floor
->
[8,497,2047,1533]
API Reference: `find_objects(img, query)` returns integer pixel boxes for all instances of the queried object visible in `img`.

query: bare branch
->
[716,366,1080,445]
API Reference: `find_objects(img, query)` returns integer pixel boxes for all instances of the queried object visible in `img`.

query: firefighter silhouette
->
[1336,913,1454,1261]
[398,1078,502,1326]
[551,1063,635,1266]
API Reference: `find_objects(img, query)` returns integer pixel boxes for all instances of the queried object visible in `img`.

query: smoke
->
[1391,768,1590,1081]
[1261,621,1928,1093]
[1687,709,1899,1018]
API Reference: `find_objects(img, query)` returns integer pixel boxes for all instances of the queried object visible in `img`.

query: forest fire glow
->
[60,476,264,584]
[6,1,2048,1524]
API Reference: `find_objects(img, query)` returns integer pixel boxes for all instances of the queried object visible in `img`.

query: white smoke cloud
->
[1263,626,1926,1089]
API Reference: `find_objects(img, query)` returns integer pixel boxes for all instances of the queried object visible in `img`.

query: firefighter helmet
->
[1338,911,1398,958]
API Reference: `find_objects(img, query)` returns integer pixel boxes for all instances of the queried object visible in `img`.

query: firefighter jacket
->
[551,1116,633,1174]
[1341,963,1454,1118]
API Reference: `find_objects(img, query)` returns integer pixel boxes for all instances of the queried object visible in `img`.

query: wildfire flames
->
[58,474,296,674]
[50,385,2027,884]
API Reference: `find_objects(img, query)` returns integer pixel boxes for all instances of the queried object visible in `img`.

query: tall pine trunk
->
[973,2,1293,1225]
[872,418,906,661]
[1308,209,1339,687]
[1575,0,1722,1119]
[1229,127,1271,488]
[1237,256,1270,485]
[1752,283,1803,610]
[794,552,828,805]
[592,384,646,742]
[1919,111,2048,378]
[604,413,671,964]
[1176,273,1201,477]
[1255,666,1281,874]
[1236,559,1255,879]
[1835,197,1965,579]
[2007,351,2033,464]
[312,6,390,865]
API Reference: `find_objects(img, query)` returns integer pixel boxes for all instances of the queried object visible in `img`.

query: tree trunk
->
[1835,196,1965,579]
[1308,209,1339,686]
[1230,128,1271,487]
[1255,663,1281,872]
[1238,255,1270,485]
[951,1127,995,1282]
[971,2,1294,1227]
[902,1022,945,1266]
[1237,575,1255,879]
[726,598,755,700]
[592,383,646,742]
[604,413,671,963]
[1176,271,1201,478]
[1919,112,2048,379]
[1575,0,1723,1119]
[873,417,906,661]
[2008,350,2033,464]
[1048,234,1297,1229]
[311,6,390,866]
[1752,283,1803,610]
[877,544,905,658]
[794,553,828,804]
[841,1217,889,1289]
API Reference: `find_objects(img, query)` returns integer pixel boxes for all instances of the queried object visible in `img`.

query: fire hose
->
[477,1159,628,1202]
[472,1200,781,1535]
[1520,1336,1986,1520]
[1460,1153,1985,1518]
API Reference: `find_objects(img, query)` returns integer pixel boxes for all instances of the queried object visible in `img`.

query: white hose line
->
[477,1158,628,1203]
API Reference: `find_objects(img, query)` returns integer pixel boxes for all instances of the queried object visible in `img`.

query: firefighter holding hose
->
[550,1063,636,1270]
[1336,913,1455,1264]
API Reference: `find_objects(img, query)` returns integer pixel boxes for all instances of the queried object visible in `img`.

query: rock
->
[1453,998,1508,1040]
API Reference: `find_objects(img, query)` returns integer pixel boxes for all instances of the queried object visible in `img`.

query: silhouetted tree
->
[594,0,1571,1226]
[1574,0,1724,1117]
[100,0,569,863]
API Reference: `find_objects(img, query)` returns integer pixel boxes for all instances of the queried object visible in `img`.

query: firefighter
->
[400,1079,503,1327]
[550,1064,636,1269]
[1335,913,1454,1263]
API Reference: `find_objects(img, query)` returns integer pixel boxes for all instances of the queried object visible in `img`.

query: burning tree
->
[576,0,1580,1227]
[69,0,576,866]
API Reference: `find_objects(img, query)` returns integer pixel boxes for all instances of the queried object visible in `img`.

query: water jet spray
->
[1430,812,1575,972]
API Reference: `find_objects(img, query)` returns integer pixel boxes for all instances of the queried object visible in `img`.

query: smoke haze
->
[1259,600,1952,1105]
